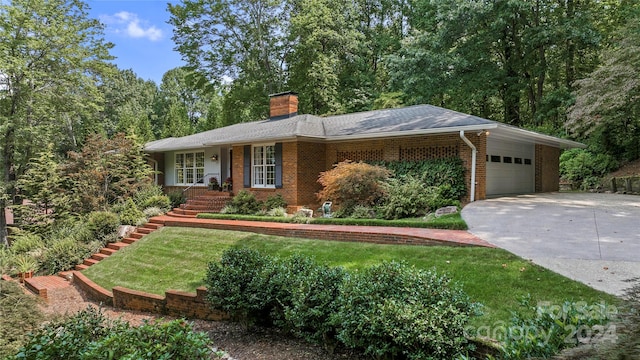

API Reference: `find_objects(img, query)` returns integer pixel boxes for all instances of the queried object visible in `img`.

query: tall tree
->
[388,0,601,127]
[287,0,361,115]
[0,0,112,245]
[567,8,640,161]
[169,0,288,123]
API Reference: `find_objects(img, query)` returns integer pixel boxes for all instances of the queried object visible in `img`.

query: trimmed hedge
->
[196,213,467,230]
[205,250,479,359]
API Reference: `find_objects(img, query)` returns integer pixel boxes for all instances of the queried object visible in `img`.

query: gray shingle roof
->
[144,104,582,152]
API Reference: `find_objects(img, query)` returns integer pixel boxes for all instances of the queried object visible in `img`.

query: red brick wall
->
[232,133,487,209]
[326,133,487,203]
[535,144,560,192]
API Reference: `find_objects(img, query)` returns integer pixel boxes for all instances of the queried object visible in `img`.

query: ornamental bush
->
[264,194,287,211]
[335,261,480,360]
[378,177,437,219]
[560,148,618,190]
[86,211,120,244]
[0,281,44,358]
[205,248,274,327]
[373,158,467,200]
[228,190,263,215]
[317,161,391,216]
[9,306,213,360]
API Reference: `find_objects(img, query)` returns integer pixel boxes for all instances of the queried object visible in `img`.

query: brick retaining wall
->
[72,271,229,321]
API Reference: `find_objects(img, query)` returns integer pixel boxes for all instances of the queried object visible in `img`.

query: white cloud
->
[100,11,163,42]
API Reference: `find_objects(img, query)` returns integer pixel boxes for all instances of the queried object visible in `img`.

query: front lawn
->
[82,227,618,328]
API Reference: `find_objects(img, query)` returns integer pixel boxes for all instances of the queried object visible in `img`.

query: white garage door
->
[486,139,534,195]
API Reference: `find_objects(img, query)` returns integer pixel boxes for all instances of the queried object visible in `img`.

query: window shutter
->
[275,143,283,189]
[243,145,251,188]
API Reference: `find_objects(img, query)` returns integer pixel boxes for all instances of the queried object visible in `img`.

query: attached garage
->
[486,138,535,196]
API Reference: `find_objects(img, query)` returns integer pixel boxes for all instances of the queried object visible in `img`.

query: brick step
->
[75,264,90,271]
[58,271,73,279]
[91,253,109,261]
[149,218,165,225]
[182,205,226,212]
[100,248,117,256]
[167,210,197,218]
[171,208,201,216]
[185,199,230,205]
[142,222,163,230]
[108,242,130,250]
[130,232,144,239]
[83,258,99,266]
[122,237,138,244]
[137,227,153,234]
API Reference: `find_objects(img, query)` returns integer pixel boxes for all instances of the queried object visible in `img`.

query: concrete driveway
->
[462,192,640,296]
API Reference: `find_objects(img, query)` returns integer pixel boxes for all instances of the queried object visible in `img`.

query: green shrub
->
[143,206,164,217]
[141,195,172,212]
[264,194,287,211]
[266,207,288,217]
[317,161,391,216]
[276,255,346,348]
[117,198,146,226]
[86,211,120,244]
[349,205,377,219]
[335,261,479,360]
[498,296,617,359]
[560,149,619,190]
[373,158,467,200]
[229,190,263,215]
[10,306,109,360]
[133,184,164,208]
[8,233,44,254]
[379,177,434,219]
[9,306,213,360]
[83,319,212,359]
[205,248,274,327]
[167,189,187,209]
[0,281,44,358]
[40,238,88,274]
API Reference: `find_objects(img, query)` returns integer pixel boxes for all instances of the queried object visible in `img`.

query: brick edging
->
[71,271,228,321]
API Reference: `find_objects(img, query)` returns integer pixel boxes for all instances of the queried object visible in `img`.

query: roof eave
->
[493,125,586,149]
[327,124,498,141]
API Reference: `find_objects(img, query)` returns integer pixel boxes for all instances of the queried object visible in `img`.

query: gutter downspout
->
[459,131,476,202]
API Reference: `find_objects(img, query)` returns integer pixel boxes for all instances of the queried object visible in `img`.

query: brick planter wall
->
[72,271,229,321]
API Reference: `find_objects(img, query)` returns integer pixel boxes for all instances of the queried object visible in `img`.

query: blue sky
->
[87,0,185,84]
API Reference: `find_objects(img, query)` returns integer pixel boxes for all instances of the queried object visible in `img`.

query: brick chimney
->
[269,91,298,120]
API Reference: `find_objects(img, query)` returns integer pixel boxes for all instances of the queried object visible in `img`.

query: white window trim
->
[251,143,276,188]
[175,151,205,186]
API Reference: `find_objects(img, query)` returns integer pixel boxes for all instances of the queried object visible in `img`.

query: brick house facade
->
[145,92,583,212]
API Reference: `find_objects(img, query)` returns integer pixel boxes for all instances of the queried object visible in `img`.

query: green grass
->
[83,227,619,328]
[196,212,468,229]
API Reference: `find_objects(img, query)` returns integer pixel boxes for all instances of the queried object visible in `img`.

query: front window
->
[176,151,205,185]
[252,144,275,188]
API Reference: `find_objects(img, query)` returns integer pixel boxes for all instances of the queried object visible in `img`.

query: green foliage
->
[336,261,479,359]
[349,205,376,219]
[40,238,88,274]
[275,255,346,348]
[378,177,436,219]
[9,306,213,360]
[197,212,468,229]
[8,233,44,255]
[205,248,274,327]
[11,254,39,274]
[0,281,44,358]
[117,198,147,226]
[266,207,287,217]
[263,194,287,211]
[83,319,212,359]
[317,161,391,216]
[228,190,263,215]
[559,149,619,190]
[498,296,617,359]
[86,211,120,245]
[140,195,171,213]
[63,133,154,213]
[374,158,467,200]
[166,189,187,209]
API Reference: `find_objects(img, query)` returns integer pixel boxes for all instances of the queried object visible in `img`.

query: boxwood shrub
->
[335,261,480,360]
[205,250,480,358]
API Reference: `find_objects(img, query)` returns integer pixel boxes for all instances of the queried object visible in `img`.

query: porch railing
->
[182,173,220,200]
